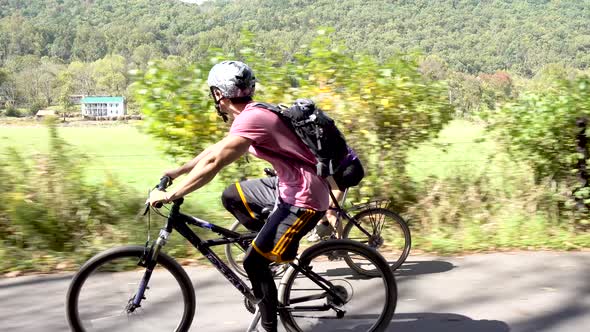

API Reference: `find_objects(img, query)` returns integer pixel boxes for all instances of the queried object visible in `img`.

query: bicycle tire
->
[224,220,250,277]
[342,208,411,276]
[278,239,397,332]
[66,245,196,332]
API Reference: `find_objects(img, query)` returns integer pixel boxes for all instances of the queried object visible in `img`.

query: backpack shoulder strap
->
[251,102,289,115]
[250,102,316,169]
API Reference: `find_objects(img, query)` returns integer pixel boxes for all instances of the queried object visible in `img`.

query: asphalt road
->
[1,251,588,332]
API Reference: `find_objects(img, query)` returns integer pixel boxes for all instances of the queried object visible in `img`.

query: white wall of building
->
[82,101,126,117]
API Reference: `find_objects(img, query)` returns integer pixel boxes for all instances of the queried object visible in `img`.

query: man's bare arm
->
[165,142,222,179]
[165,135,251,200]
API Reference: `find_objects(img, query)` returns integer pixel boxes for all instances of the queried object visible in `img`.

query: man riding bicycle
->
[147,60,329,332]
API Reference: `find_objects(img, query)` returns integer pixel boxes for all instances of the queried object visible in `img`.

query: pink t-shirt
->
[229,103,330,211]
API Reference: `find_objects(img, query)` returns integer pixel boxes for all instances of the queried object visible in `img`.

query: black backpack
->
[253,99,349,178]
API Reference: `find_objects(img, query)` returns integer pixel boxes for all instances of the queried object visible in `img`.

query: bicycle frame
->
[134,198,258,306]
[329,190,373,239]
[133,198,346,312]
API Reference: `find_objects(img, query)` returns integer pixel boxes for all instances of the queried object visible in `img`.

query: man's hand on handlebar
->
[146,190,170,207]
[146,176,173,207]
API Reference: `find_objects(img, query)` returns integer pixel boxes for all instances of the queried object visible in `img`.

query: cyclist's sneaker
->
[307,222,334,242]
[306,228,321,242]
[316,222,334,238]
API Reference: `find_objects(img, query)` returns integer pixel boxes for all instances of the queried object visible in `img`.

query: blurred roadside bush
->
[132,30,455,210]
[0,118,143,272]
[485,76,590,228]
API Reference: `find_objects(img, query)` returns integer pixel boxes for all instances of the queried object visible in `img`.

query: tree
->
[67,61,96,95]
[0,14,44,62]
[0,68,17,109]
[37,57,65,106]
[92,55,128,96]
[72,25,107,62]
[131,44,163,71]
[2,0,590,75]
[57,70,76,119]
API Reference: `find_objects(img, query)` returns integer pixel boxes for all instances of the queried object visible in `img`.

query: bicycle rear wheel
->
[66,245,195,332]
[342,208,411,276]
[278,240,397,332]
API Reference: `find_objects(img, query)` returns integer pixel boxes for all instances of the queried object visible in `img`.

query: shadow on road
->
[395,260,455,277]
[388,312,510,332]
[302,312,509,332]
[321,259,455,280]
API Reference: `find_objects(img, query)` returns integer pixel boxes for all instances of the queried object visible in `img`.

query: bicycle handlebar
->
[153,176,172,208]
[157,176,172,191]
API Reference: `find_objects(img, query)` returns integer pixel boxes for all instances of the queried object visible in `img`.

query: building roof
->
[81,96,125,103]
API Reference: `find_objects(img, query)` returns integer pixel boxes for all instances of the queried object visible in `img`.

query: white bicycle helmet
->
[207,60,256,99]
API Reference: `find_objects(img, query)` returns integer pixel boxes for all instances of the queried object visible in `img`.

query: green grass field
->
[1,119,500,195]
[1,119,491,191]
[0,122,227,217]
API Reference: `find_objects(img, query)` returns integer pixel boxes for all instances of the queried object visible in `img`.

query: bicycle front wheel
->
[66,245,195,332]
[278,240,397,332]
[343,208,411,276]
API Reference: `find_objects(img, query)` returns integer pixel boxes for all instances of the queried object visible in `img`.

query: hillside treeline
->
[1,0,589,74]
[2,0,590,113]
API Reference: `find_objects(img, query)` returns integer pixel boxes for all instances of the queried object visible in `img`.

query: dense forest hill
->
[1,0,589,76]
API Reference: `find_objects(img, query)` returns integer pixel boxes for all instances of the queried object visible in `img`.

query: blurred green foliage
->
[0,118,143,272]
[1,0,589,272]
[486,76,590,226]
[132,31,455,208]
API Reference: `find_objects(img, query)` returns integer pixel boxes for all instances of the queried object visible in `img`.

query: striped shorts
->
[222,177,325,263]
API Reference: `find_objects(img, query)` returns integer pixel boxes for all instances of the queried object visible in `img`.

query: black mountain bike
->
[226,169,412,278]
[66,177,397,332]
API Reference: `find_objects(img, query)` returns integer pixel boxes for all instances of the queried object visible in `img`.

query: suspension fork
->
[130,228,171,309]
